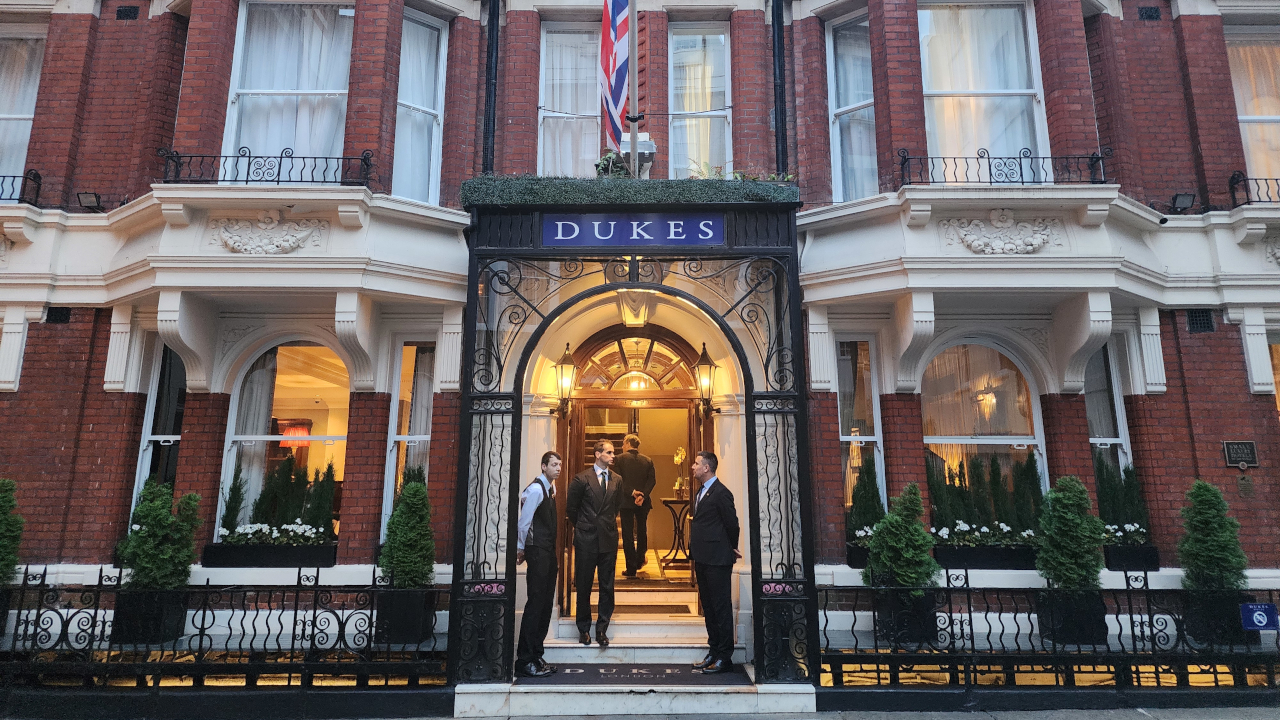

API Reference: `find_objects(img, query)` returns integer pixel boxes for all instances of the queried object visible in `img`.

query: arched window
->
[920,343,1045,530]
[221,343,350,534]
[575,336,697,392]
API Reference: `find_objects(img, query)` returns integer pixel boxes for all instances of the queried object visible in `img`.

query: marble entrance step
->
[554,617,706,641]
[455,677,816,717]
[541,639,745,664]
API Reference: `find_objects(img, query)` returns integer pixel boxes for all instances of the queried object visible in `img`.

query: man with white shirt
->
[565,440,621,647]
[688,450,740,674]
[515,451,561,677]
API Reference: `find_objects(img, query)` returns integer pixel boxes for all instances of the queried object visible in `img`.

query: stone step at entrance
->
[455,676,816,717]
[542,639,745,664]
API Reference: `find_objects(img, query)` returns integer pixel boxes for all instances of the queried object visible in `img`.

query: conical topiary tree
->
[846,452,885,543]
[1179,480,1247,592]
[968,456,994,529]
[116,478,200,589]
[0,479,24,585]
[303,462,337,540]
[1035,476,1105,590]
[1012,454,1045,532]
[864,484,940,591]
[221,462,247,535]
[379,466,435,589]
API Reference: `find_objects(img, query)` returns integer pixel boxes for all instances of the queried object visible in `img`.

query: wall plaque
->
[542,213,724,247]
[1223,441,1259,469]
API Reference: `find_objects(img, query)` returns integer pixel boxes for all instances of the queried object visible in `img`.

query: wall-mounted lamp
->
[695,343,720,419]
[77,192,105,213]
[551,343,576,417]
[1170,193,1197,213]
[973,384,997,420]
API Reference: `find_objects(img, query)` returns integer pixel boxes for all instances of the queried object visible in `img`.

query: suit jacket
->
[565,465,622,554]
[689,479,740,566]
[613,449,656,511]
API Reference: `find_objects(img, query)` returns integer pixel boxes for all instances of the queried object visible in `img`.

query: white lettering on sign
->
[555,221,580,240]
[631,221,653,240]
[699,220,714,239]
[593,221,616,240]
[668,221,685,239]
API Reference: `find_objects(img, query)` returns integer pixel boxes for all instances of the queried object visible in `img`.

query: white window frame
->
[1086,340,1133,469]
[380,339,435,541]
[834,335,887,510]
[919,338,1050,492]
[917,0,1051,162]
[1225,27,1280,177]
[220,0,356,160]
[668,21,733,178]
[537,22,600,177]
[215,343,350,535]
[130,338,183,515]
[0,25,47,178]
[825,11,876,203]
[393,7,449,204]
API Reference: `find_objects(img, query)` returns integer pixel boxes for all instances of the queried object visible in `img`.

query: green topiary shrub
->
[968,456,995,529]
[379,466,435,589]
[1011,454,1045,532]
[864,484,940,593]
[846,452,885,545]
[1035,476,1105,590]
[116,478,200,589]
[251,457,309,527]
[303,462,337,541]
[1096,459,1151,531]
[220,462,247,535]
[0,479,24,584]
[1179,480,1247,592]
[459,175,800,207]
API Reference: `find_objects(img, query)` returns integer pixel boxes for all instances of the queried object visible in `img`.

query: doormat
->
[592,604,691,614]
[515,663,751,686]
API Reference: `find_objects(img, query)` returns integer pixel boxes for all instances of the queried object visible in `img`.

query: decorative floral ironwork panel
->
[462,407,512,580]
[754,404,803,580]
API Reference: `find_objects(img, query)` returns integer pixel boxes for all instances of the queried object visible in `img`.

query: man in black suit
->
[688,450,740,674]
[614,433,656,577]
[565,439,621,647]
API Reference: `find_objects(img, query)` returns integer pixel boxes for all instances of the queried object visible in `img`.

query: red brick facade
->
[25,14,98,208]
[868,0,928,191]
[1033,0,1099,156]
[879,393,930,512]
[792,16,832,205]
[426,392,460,561]
[730,11,775,176]
[808,392,845,564]
[638,11,669,179]
[1040,392,1098,502]
[172,0,240,155]
[338,393,392,563]
[173,393,232,553]
[1126,311,1280,569]
[1174,14,1248,209]
[343,0,405,193]
[439,16,482,208]
[496,11,541,176]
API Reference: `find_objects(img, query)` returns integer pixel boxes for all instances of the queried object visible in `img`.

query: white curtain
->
[1229,40,1280,178]
[404,346,434,470]
[832,21,877,200]
[392,18,442,201]
[920,344,1033,438]
[0,38,44,184]
[540,29,599,177]
[1082,347,1118,440]
[919,5,1037,158]
[233,348,278,523]
[671,31,728,178]
[234,4,354,160]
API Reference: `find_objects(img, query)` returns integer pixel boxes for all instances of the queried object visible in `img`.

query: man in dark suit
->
[614,433,656,577]
[565,439,621,646]
[688,450,740,674]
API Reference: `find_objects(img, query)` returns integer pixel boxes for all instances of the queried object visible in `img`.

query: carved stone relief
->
[940,209,1064,255]
[219,323,262,357]
[208,210,328,255]
[0,239,8,268]
[1266,240,1280,267]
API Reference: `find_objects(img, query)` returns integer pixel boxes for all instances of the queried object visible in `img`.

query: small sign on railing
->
[1240,602,1278,631]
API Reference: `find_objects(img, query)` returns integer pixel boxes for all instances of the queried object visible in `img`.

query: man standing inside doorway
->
[615,433,655,578]
[689,450,740,674]
[566,440,621,646]
[515,451,561,677]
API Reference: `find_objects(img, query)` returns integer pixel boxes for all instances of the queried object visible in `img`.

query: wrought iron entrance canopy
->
[448,201,818,685]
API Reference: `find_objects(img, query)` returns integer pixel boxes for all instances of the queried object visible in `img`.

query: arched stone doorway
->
[447,208,817,687]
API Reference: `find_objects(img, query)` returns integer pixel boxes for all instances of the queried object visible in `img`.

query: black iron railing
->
[1228,171,1280,207]
[821,577,1280,689]
[0,170,42,206]
[157,147,375,186]
[0,567,448,688]
[898,148,1113,188]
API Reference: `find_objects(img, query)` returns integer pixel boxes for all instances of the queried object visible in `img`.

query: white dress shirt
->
[517,474,552,551]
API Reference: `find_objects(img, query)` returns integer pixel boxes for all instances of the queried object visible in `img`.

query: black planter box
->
[113,590,187,645]
[1037,590,1108,646]
[1184,591,1260,647]
[0,588,11,639]
[374,589,436,645]
[872,589,942,647]
[934,545,1038,570]
[1104,545,1161,572]
[845,543,869,569]
[202,543,338,568]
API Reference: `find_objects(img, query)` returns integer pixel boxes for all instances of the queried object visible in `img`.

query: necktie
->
[600,471,608,492]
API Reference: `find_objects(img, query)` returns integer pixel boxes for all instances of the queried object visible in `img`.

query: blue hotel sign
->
[542,213,724,247]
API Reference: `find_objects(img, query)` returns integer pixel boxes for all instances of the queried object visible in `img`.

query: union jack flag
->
[599,0,629,152]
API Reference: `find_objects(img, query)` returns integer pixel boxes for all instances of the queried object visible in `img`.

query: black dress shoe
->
[692,653,714,669]
[622,569,637,577]
[597,633,610,648]
[699,659,732,674]
[536,659,556,673]
[516,661,552,678]
[579,631,591,645]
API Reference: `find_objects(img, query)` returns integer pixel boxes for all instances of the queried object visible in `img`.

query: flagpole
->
[627,0,639,178]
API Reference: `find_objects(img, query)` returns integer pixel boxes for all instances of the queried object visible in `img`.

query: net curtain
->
[670,30,728,178]
[0,38,43,180]
[392,18,443,201]
[1229,40,1280,178]
[541,29,600,178]
[231,348,279,524]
